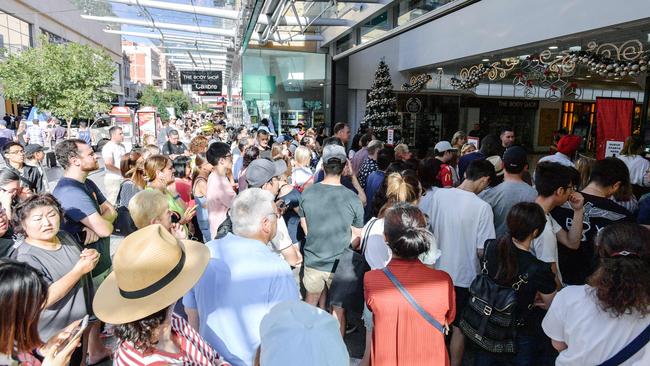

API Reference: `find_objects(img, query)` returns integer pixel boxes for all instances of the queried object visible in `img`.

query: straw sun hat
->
[93,224,209,324]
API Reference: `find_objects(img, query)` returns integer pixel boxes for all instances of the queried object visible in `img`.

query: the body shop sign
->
[180,71,222,94]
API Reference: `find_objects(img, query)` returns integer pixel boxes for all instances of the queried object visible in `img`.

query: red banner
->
[596,97,634,160]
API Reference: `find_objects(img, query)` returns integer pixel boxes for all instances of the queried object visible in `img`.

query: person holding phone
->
[0,259,85,366]
[11,194,99,365]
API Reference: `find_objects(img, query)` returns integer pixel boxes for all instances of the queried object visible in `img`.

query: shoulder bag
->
[328,218,378,318]
[382,266,448,335]
[113,180,138,236]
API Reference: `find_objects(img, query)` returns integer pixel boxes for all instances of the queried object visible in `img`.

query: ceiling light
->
[548,46,558,50]
[319,83,324,86]
[519,54,530,59]
[481,58,490,62]
[569,46,582,52]
[436,67,443,70]
[586,75,591,78]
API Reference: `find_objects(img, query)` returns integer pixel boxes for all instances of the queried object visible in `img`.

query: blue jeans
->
[474,335,556,366]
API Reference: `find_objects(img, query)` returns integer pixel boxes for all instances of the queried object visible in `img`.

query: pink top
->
[207,172,236,236]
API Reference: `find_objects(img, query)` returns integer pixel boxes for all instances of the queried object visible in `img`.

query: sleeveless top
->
[77,129,91,145]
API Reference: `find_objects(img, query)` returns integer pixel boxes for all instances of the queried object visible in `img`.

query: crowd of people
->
[0,113,649,366]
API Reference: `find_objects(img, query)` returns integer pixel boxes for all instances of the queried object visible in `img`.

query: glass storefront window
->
[336,33,354,54]
[242,48,326,134]
[397,0,454,26]
[0,11,31,56]
[360,12,389,44]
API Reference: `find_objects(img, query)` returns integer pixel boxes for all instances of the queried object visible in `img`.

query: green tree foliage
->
[0,37,115,123]
[69,0,116,16]
[138,85,191,121]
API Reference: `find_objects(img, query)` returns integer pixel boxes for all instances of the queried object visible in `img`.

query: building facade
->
[0,0,124,115]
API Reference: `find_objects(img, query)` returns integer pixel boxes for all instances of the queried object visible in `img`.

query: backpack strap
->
[382,267,448,335]
[598,323,650,366]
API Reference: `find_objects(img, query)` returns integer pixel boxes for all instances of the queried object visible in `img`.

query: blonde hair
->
[385,173,421,205]
[128,189,169,229]
[293,146,311,167]
[460,143,477,156]
[451,131,467,147]
[141,144,160,160]
[144,155,171,183]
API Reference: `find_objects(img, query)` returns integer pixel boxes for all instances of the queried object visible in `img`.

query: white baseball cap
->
[260,301,349,366]
[434,140,457,152]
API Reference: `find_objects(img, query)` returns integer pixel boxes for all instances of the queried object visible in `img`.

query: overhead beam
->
[82,15,236,37]
[161,46,230,53]
[250,33,323,42]
[104,30,232,47]
[164,53,229,60]
[108,0,351,26]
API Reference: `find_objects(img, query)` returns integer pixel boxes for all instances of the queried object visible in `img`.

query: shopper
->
[475,202,557,366]
[538,134,582,168]
[393,143,411,162]
[300,144,365,308]
[364,148,394,221]
[258,301,349,366]
[0,169,29,220]
[333,122,351,147]
[451,131,467,151]
[206,142,236,236]
[500,126,515,151]
[238,145,259,192]
[291,146,314,190]
[93,224,230,365]
[232,137,252,182]
[256,129,271,159]
[532,162,584,286]
[101,126,126,204]
[364,203,455,366]
[424,159,496,366]
[617,135,650,187]
[0,259,83,366]
[351,134,372,174]
[184,189,299,366]
[24,144,49,190]
[116,151,145,209]
[551,157,634,285]
[77,121,91,145]
[192,153,213,242]
[461,142,477,156]
[162,130,189,160]
[12,194,100,364]
[480,146,537,237]
[3,141,46,193]
[25,119,46,146]
[172,156,193,206]
[542,223,650,365]
[357,140,385,188]
[0,119,16,150]
[0,207,12,257]
[432,141,457,188]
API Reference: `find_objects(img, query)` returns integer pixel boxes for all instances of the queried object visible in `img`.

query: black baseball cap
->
[503,146,527,170]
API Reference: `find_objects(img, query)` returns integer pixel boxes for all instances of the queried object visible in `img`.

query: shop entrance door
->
[538,108,560,147]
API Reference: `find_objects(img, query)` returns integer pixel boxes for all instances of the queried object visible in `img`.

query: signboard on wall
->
[605,140,624,157]
[180,71,222,94]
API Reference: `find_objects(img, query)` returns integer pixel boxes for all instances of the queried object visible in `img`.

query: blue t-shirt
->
[52,177,111,276]
[183,233,299,366]
[364,170,385,222]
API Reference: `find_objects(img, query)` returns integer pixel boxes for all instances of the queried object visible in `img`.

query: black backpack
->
[459,241,529,354]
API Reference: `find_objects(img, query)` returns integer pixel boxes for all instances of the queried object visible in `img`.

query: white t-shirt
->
[618,155,650,186]
[291,166,313,187]
[102,141,126,178]
[538,152,575,168]
[531,213,561,264]
[362,217,441,270]
[426,188,495,288]
[542,285,650,366]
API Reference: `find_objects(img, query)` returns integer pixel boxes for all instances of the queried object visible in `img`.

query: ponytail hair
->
[589,223,650,316]
[383,202,432,259]
[385,172,421,205]
[495,202,546,284]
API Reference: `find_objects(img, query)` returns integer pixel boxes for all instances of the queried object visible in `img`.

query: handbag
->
[113,180,138,236]
[598,323,650,366]
[328,218,378,317]
[459,241,529,354]
[382,267,448,334]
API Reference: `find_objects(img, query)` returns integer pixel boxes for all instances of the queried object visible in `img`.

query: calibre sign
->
[180,71,223,94]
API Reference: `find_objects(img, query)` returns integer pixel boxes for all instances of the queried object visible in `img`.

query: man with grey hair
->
[161,129,189,160]
[184,187,300,366]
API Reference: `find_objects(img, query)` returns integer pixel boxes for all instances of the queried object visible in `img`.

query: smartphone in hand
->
[55,315,89,355]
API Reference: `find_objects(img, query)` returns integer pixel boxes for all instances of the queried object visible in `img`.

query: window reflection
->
[0,11,31,56]
[360,12,389,44]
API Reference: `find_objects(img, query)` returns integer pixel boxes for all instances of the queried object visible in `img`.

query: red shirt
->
[365,259,456,366]
[437,164,454,188]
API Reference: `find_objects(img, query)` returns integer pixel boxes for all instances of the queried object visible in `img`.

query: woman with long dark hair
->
[238,146,260,191]
[543,223,650,365]
[192,153,213,242]
[363,203,454,366]
[476,202,557,366]
[0,259,82,366]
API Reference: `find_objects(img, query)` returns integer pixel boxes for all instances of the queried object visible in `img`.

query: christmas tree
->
[363,60,398,140]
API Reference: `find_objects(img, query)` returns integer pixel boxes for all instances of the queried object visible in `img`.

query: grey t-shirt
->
[479,181,538,237]
[15,232,87,341]
[299,183,364,272]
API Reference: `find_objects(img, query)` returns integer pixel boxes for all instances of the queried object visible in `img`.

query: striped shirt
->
[115,314,231,366]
